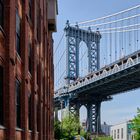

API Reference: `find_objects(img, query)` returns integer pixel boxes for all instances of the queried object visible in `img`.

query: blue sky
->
[53,0,140,125]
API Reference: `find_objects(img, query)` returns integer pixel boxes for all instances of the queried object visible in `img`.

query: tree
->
[54,120,61,140]
[54,112,81,140]
[132,108,140,140]
[62,112,80,139]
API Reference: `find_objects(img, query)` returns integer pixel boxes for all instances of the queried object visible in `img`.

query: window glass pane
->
[29,0,32,20]
[0,66,3,125]
[121,128,123,138]
[16,9,21,56]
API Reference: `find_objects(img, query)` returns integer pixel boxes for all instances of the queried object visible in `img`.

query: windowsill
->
[16,127,23,131]
[0,125,6,130]
[28,130,32,133]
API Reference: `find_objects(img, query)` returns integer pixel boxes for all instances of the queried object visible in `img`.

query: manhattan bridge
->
[54,5,140,133]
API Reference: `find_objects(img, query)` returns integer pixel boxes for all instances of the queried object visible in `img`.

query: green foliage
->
[132,108,140,140]
[94,136,112,140]
[54,120,61,139]
[80,130,88,138]
[54,112,80,140]
[61,113,80,139]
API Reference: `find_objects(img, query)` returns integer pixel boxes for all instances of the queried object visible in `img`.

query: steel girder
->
[86,101,101,133]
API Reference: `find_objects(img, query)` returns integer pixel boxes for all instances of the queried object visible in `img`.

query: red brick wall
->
[0,0,55,140]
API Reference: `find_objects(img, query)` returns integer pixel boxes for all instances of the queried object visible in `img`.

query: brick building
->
[0,0,57,140]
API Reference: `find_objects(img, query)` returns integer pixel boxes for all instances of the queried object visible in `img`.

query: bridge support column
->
[87,103,94,133]
[86,101,102,133]
[64,98,70,110]
[95,101,101,134]
[69,103,80,117]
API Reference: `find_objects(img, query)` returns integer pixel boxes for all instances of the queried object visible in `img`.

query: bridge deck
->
[55,50,140,107]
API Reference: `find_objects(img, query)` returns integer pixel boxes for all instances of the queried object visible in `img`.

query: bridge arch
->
[80,105,87,126]
[125,57,135,68]
[112,64,120,73]
[79,41,88,77]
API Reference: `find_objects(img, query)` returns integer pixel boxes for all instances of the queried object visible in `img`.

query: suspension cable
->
[56,70,66,86]
[100,27,140,34]
[71,5,140,26]
[54,32,65,55]
[94,23,140,32]
[54,49,66,70]
[80,13,140,28]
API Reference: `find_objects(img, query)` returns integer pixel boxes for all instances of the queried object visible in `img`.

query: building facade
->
[0,0,57,140]
[110,121,135,140]
[101,122,111,136]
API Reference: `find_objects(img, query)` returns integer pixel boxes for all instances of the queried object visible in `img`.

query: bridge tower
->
[64,21,102,133]
[65,20,101,84]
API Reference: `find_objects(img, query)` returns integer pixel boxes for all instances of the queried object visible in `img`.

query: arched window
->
[79,41,88,77]
[80,105,87,125]
[0,66,3,125]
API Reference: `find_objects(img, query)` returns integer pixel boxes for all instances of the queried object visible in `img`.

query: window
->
[15,79,21,128]
[114,130,116,139]
[29,0,32,20]
[28,42,32,73]
[121,128,123,139]
[0,66,3,125]
[28,94,32,130]
[112,130,113,137]
[16,9,21,56]
[0,0,4,27]
[117,129,119,139]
